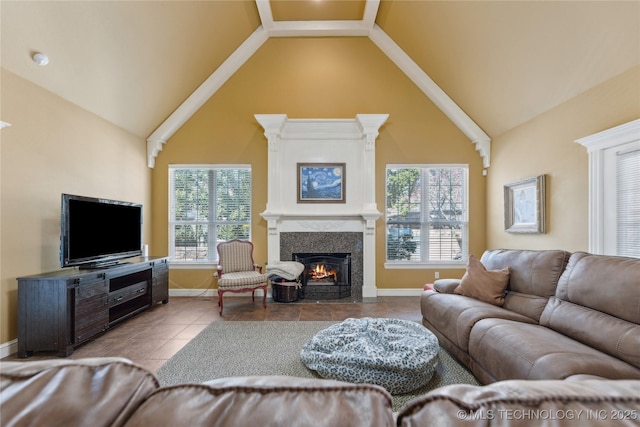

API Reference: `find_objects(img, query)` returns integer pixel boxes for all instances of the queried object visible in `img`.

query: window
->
[169,165,251,264]
[576,119,640,258]
[385,165,468,266]
[615,147,640,256]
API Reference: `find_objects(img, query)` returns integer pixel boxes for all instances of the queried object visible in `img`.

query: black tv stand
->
[17,256,168,358]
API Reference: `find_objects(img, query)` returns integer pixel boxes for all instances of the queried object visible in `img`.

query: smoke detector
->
[32,52,49,66]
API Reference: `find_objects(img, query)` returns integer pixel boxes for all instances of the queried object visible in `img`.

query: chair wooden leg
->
[218,290,224,316]
[251,290,255,302]
[262,285,267,309]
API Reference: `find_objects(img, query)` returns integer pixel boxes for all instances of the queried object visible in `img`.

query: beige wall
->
[152,37,486,291]
[3,40,635,349]
[486,66,640,250]
[0,69,151,345]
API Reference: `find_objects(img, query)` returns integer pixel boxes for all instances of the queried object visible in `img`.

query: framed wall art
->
[504,174,546,234]
[297,163,346,203]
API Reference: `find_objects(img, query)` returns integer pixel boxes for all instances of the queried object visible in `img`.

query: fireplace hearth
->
[293,253,351,300]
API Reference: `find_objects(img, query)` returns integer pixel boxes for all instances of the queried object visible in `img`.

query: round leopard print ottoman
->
[300,317,439,394]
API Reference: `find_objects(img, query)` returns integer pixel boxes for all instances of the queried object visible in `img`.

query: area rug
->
[156,320,480,411]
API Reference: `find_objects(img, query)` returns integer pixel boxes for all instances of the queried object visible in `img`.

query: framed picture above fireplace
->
[297,163,346,203]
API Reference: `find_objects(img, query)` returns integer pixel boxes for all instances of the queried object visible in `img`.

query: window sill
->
[169,261,218,270]
[384,262,466,270]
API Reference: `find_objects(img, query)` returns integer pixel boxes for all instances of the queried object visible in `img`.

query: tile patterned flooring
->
[3,296,422,374]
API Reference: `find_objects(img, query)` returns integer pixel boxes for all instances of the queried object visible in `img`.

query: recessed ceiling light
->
[32,52,49,66]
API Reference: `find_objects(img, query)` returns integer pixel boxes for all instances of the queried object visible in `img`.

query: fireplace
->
[281,232,363,301]
[256,115,389,299]
[293,253,351,300]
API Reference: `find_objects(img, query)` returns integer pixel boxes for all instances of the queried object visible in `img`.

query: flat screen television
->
[61,193,143,268]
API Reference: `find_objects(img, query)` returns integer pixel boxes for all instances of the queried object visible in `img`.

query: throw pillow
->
[454,255,510,306]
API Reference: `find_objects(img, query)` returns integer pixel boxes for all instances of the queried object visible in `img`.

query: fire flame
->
[309,263,337,282]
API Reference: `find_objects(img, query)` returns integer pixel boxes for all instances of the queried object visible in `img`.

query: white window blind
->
[616,148,640,257]
[169,165,251,263]
[385,165,468,265]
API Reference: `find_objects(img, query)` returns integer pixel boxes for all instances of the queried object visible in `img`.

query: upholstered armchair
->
[215,239,268,315]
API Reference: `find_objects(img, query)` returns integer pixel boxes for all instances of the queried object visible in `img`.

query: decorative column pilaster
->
[255,114,287,264]
[356,114,388,298]
[255,114,287,215]
[356,114,388,217]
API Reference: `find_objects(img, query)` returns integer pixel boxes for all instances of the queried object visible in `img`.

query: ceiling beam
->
[368,24,491,168]
[256,0,375,37]
[265,20,371,37]
[146,0,491,169]
[255,0,274,32]
[362,0,380,29]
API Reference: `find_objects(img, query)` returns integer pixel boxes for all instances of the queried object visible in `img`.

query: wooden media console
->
[17,257,168,358]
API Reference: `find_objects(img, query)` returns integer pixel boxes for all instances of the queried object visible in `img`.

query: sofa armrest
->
[124,376,394,427]
[432,279,461,293]
[397,379,640,426]
[0,358,159,427]
[0,356,134,375]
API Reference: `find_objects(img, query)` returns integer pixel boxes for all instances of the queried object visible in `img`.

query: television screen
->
[61,194,142,268]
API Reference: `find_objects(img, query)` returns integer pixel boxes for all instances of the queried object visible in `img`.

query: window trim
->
[576,119,640,256]
[168,164,252,265]
[384,163,469,269]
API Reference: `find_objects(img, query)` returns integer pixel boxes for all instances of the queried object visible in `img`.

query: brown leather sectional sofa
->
[421,249,640,383]
[2,250,639,426]
[1,357,639,426]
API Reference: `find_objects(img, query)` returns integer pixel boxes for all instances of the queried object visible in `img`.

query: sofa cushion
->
[554,252,640,323]
[0,358,159,427]
[481,249,571,321]
[397,379,640,427]
[468,318,640,381]
[454,255,510,306]
[123,376,394,427]
[421,290,537,353]
[540,252,640,369]
[541,298,640,370]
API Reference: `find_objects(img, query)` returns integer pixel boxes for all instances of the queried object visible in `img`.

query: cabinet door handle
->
[137,288,145,293]
[116,295,124,302]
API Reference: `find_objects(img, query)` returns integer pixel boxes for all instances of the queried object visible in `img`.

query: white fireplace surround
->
[255,114,388,298]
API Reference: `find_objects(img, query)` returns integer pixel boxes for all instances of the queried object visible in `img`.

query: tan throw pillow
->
[454,255,510,306]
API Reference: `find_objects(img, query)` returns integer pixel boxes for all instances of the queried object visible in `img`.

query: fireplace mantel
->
[256,114,388,298]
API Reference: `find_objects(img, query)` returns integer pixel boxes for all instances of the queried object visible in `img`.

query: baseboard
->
[168,289,274,298]
[376,288,424,297]
[169,289,216,297]
[1,339,17,359]
[168,288,423,298]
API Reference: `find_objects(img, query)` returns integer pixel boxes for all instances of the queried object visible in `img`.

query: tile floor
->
[3,296,422,374]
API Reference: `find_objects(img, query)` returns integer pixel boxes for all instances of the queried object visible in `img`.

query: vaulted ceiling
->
[2,1,638,149]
